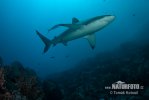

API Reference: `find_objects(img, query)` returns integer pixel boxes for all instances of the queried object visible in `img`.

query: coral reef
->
[0,61,44,100]
[47,40,149,100]
[0,67,12,100]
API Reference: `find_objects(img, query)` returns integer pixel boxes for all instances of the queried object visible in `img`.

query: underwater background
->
[0,0,149,100]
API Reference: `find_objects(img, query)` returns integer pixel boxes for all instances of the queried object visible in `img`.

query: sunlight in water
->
[34,0,103,10]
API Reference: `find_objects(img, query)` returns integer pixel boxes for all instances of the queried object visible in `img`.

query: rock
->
[144,87,149,98]
[0,56,3,67]
[43,80,63,100]
[46,41,149,99]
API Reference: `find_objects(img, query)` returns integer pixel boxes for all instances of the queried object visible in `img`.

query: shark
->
[36,15,115,53]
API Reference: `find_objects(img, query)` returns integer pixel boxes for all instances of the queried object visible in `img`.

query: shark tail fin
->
[36,30,52,53]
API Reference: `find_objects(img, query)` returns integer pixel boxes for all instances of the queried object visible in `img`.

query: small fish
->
[50,56,55,59]
[65,55,69,58]
[132,14,136,16]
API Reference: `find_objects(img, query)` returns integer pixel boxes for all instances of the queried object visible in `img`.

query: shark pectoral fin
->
[84,34,96,49]
[72,17,79,24]
[48,24,60,33]
[48,17,80,32]
[48,24,82,33]
[48,24,71,33]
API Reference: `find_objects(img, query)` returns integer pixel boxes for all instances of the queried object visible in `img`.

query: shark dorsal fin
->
[84,34,96,49]
[72,17,79,24]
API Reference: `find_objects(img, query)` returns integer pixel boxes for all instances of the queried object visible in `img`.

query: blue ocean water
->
[0,0,149,78]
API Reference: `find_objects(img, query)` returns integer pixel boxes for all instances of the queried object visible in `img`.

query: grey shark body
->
[36,15,115,53]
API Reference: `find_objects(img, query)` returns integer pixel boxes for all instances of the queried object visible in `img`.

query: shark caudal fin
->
[36,30,52,53]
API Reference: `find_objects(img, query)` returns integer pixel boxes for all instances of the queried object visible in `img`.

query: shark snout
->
[100,15,115,23]
[107,15,115,22]
[111,15,115,20]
